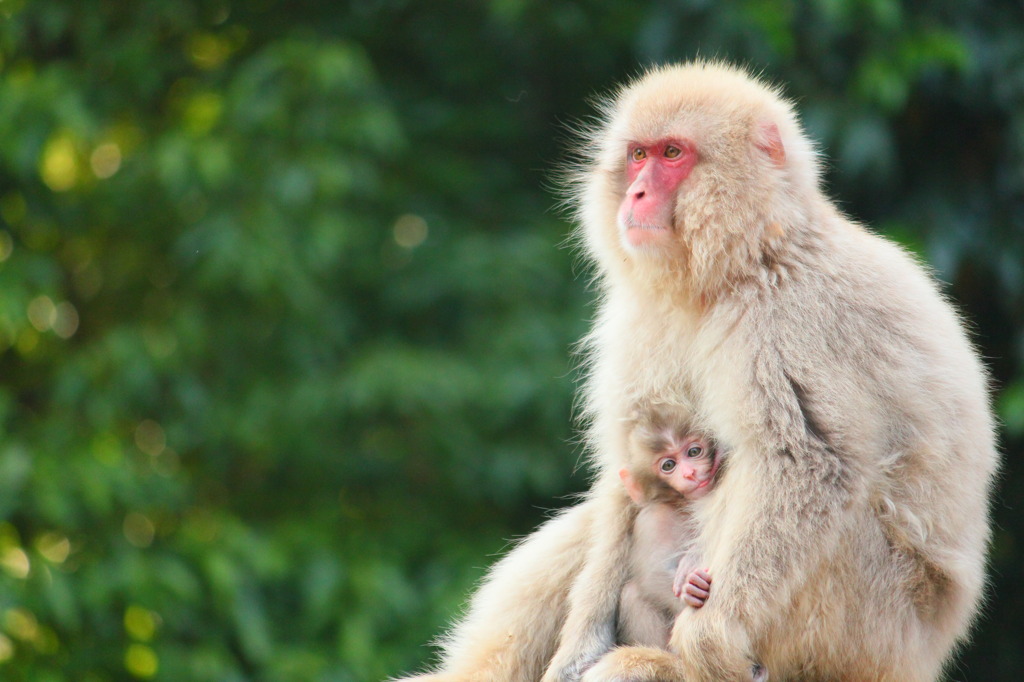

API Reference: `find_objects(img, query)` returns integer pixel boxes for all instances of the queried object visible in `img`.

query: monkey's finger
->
[688,574,711,591]
[685,583,710,601]
[683,594,706,608]
[692,568,712,583]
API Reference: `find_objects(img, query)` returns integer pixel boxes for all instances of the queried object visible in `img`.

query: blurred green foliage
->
[0,0,1020,680]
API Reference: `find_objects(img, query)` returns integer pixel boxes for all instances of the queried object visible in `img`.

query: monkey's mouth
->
[622,220,671,248]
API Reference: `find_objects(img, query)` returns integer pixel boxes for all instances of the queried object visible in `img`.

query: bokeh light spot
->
[0,633,14,662]
[124,643,158,678]
[4,609,37,641]
[124,605,160,642]
[184,92,223,135]
[393,214,428,248]
[35,533,71,564]
[0,548,29,579]
[188,33,232,70]
[135,420,166,457]
[90,143,122,179]
[53,302,80,339]
[27,296,56,332]
[40,133,80,192]
[123,513,155,549]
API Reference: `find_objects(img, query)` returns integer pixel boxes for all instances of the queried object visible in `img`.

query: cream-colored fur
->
[543,409,711,682]
[396,61,998,682]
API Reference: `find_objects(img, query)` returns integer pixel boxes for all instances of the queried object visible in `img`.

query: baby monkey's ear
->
[618,468,646,504]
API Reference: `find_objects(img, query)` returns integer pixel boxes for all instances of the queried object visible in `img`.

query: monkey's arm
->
[668,344,861,679]
[541,474,638,682]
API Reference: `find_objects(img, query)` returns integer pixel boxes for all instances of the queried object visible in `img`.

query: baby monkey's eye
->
[631,148,647,162]
[686,445,704,459]
[659,458,676,474]
[664,145,682,159]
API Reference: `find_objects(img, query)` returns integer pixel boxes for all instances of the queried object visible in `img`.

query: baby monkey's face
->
[652,433,719,500]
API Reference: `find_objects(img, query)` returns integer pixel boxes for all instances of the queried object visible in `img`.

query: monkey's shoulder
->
[739,225,955,351]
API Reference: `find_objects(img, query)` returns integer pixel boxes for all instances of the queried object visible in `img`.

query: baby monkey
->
[617,411,768,682]
[615,412,720,646]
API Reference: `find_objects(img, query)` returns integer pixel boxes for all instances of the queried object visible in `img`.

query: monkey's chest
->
[630,505,692,612]
[609,307,744,423]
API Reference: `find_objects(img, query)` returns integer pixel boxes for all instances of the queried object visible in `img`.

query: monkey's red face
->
[653,434,719,500]
[617,139,697,250]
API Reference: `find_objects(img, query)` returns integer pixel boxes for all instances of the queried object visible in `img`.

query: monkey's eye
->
[658,458,676,474]
[631,148,647,162]
[686,445,704,459]
[663,145,682,159]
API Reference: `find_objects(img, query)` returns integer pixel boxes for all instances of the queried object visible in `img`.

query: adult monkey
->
[397,62,997,681]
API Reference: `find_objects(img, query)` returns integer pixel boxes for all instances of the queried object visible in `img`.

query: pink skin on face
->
[617,139,698,249]
[652,434,719,500]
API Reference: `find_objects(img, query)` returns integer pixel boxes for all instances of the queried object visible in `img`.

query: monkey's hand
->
[668,608,757,681]
[670,553,697,598]
[675,566,712,608]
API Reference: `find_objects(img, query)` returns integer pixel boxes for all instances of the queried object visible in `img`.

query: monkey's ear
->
[755,121,786,168]
[619,468,646,504]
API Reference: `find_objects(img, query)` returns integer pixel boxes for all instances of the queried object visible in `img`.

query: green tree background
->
[0,1,1021,680]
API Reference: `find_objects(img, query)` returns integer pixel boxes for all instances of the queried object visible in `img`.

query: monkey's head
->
[574,61,821,300]
[621,408,720,505]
